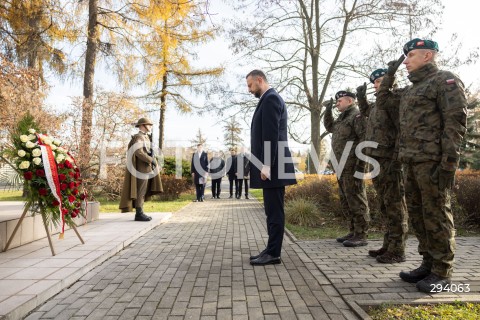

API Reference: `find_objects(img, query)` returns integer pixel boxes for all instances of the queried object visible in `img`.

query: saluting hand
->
[387,54,405,76]
[356,82,367,100]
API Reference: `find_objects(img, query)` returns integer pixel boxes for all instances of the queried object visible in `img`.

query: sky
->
[45,0,480,154]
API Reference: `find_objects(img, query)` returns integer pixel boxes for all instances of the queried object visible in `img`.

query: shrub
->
[285,174,392,231]
[157,174,193,201]
[454,170,480,228]
[286,174,341,216]
[285,198,322,227]
[161,156,192,181]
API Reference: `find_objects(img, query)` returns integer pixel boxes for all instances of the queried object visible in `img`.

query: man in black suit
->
[191,144,208,202]
[236,146,251,199]
[208,151,225,199]
[247,70,297,266]
[226,149,238,198]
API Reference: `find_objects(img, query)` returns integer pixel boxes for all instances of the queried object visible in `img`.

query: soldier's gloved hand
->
[386,54,406,76]
[356,82,367,100]
[325,97,334,111]
[430,166,456,190]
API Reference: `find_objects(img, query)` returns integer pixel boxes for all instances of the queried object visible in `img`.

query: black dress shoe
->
[229,195,233,198]
[245,195,249,199]
[250,254,281,266]
[250,250,267,260]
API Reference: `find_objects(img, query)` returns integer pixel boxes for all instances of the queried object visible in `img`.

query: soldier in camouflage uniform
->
[376,38,468,293]
[356,69,408,263]
[324,91,370,247]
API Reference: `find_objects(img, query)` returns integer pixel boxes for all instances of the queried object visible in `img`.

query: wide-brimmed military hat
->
[403,38,439,55]
[369,68,387,83]
[135,117,153,127]
[335,90,356,100]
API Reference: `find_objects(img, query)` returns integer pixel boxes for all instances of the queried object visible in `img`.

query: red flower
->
[74,172,80,179]
[38,188,48,196]
[64,160,73,169]
[69,182,75,189]
[36,169,45,177]
[59,174,66,181]
[60,183,67,191]
[75,168,80,173]
[58,163,64,169]
[52,199,60,206]
[68,195,75,203]
[72,189,79,195]
[62,208,68,215]
[24,171,33,180]
[75,201,81,207]
[80,193,86,200]
[69,171,75,177]
[71,211,78,218]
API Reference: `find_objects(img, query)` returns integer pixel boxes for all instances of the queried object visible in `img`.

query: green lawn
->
[249,188,263,203]
[369,301,480,320]
[97,193,196,213]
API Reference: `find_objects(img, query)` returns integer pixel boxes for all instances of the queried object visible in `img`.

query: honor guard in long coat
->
[119,117,163,221]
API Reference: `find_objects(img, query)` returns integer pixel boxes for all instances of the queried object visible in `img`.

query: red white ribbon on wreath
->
[38,138,65,237]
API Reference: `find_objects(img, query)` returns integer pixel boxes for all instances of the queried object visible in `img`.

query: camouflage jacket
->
[376,63,467,171]
[357,95,397,159]
[324,105,367,172]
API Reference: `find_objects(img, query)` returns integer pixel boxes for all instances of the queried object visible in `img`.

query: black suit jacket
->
[191,151,208,184]
[250,88,297,189]
[226,155,237,177]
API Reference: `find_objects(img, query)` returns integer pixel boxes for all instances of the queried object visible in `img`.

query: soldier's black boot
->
[135,207,152,221]
[416,273,451,293]
[343,235,368,247]
[376,251,406,263]
[336,232,354,243]
[368,247,387,257]
[399,265,430,283]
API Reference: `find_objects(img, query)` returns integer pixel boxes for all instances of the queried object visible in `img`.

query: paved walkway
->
[8,193,480,319]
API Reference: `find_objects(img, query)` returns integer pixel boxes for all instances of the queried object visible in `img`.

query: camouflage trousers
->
[371,157,408,255]
[338,172,370,237]
[405,161,455,278]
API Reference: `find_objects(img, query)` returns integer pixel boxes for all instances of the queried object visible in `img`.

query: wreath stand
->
[2,201,85,256]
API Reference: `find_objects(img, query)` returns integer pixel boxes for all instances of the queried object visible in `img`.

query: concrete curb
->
[0,212,172,320]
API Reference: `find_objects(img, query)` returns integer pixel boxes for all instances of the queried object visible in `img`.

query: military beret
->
[369,68,387,83]
[403,38,439,55]
[335,90,356,100]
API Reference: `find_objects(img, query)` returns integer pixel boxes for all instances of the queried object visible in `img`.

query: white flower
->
[57,147,66,154]
[20,135,29,142]
[28,129,36,134]
[27,134,36,141]
[53,139,61,146]
[25,141,35,148]
[33,157,42,166]
[66,156,73,163]
[50,144,57,150]
[18,150,26,157]
[19,161,30,170]
[32,148,42,157]
[56,154,65,163]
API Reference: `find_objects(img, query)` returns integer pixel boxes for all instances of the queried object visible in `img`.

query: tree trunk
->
[79,0,98,173]
[159,71,167,149]
[309,107,322,174]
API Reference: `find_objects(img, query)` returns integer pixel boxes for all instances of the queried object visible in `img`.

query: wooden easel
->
[2,201,85,256]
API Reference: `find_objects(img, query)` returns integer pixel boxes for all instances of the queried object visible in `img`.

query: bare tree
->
[224,0,450,173]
